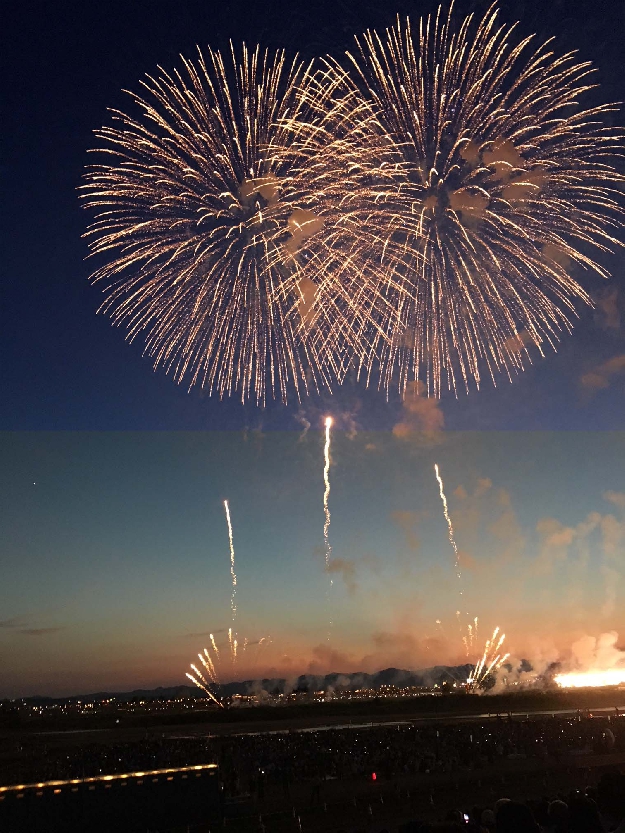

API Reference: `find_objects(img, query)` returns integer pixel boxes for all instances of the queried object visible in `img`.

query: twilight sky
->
[1,0,624,696]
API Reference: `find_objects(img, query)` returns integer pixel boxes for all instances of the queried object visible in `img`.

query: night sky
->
[2,0,624,697]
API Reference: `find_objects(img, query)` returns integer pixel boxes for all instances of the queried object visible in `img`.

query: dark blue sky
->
[1,0,624,697]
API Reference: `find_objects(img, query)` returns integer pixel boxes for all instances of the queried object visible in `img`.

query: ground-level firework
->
[468,628,510,691]
[186,632,271,703]
[555,669,625,688]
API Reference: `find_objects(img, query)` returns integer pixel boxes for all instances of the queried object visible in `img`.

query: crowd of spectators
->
[1,713,625,831]
[388,770,625,831]
[2,710,623,788]
[217,712,624,795]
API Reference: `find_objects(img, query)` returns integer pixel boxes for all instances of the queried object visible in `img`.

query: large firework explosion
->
[311,3,625,396]
[82,7,624,403]
[81,45,342,404]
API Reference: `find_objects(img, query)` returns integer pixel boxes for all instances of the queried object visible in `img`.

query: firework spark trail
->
[187,632,271,703]
[186,666,223,707]
[468,627,509,689]
[198,652,216,684]
[224,500,237,627]
[323,417,333,636]
[228,627,235,665]
[434,464,461,584]
[185,673,223,707]
[202,649,218,683]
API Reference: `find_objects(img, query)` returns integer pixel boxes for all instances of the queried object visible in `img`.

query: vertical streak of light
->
[224,499,237,664]
[224,500,237,622]
[435,463,469,654]
[434,464,461,586]
[323,417,333,637]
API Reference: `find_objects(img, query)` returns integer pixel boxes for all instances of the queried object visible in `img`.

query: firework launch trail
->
[434,463,462,590]
[323,417,334,636]
[224,500,237,624]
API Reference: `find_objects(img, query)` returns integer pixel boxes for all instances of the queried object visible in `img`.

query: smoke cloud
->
[580,354,625,393]
[393,381,444,444]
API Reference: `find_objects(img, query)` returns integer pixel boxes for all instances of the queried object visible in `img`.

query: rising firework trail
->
[323,417,333,636]
[434,464,462,589]
[224,500,237,627]
[434,463,476,655]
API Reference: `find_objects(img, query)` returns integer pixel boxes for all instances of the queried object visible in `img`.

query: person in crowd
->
[597,770,625,833]
[495,799,540,832]
[567,791,603,833]
[546,799,568,832]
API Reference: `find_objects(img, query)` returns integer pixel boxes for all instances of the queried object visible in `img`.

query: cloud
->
[307,644,354,674]
[605,491,625,512]
[600,566,619,618]
[594,286,621,330]
[533,517,583,574]
[564,632,625,673]
[477,478,493,498]
[487,489,525,565]
[326,557,357,594]
[294,410,311,441]
[20,627,64,637]
[362,628,452,671]
[393,381,444,444]
[580,354,625,393]
[502,330,532,355]
[391,510,421,551]
[600,514,624,559]
[0,617,25,629]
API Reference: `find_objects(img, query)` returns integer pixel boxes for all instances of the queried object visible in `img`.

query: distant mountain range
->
[11,665,474,704]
